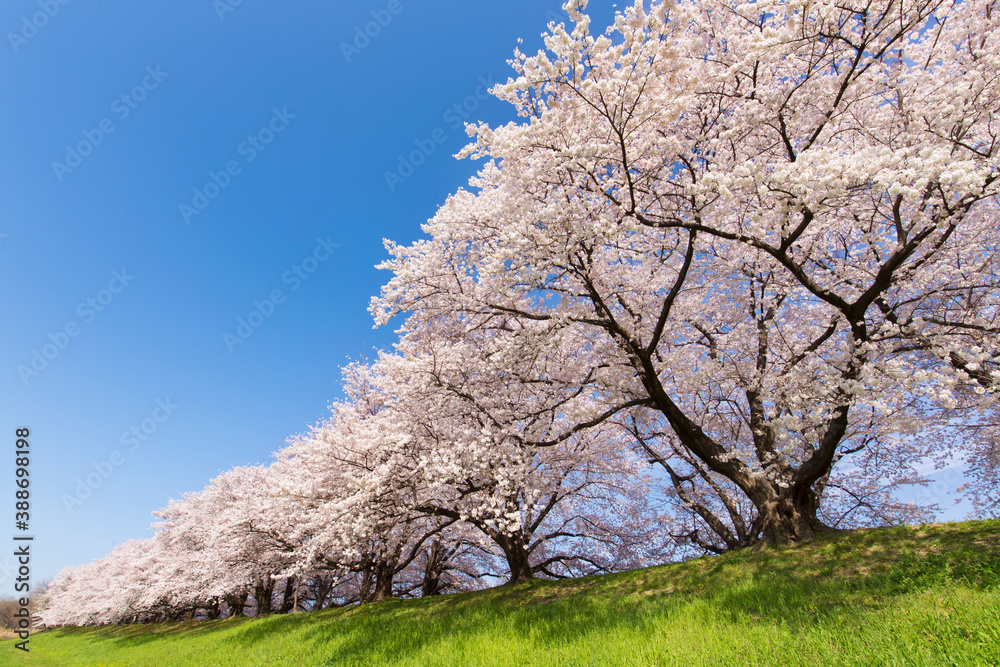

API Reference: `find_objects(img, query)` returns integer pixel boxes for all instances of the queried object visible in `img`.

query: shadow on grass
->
[706,520,1000,630]
[49,615,256,651]
[47,520,1000,665]
[303,520,999,662]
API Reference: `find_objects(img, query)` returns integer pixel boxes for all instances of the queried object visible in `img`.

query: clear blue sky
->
[0,0,969,588]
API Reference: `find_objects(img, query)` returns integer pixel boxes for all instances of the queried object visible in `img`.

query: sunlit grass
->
[13,520,1000,666]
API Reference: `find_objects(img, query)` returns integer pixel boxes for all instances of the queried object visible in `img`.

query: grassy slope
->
[10,520,1000,667]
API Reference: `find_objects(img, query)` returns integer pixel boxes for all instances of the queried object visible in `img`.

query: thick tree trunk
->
[371,561,395,602]
[497,534,533,585]
[313,576,332,610]
[421,540,445,597]
[225,591,248,618]
[359,568,373,603]
[751,481,837,550]
[359,561,395,603]
[278,576,297,614]
[253,579,275,617]
[204,598,220,620]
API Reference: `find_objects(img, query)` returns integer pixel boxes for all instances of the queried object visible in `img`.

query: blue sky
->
[0,0,626,585]
[0,0,971,588]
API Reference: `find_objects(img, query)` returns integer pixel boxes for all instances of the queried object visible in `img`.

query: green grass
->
[10,520,1000,666]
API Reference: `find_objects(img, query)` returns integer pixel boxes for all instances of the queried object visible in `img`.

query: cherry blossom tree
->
[277,347,668,586]
[374,0,1000,548]
[36,540,150,627]
[40,465,328,625]
[147,466,299,618]
[270,364,467,602]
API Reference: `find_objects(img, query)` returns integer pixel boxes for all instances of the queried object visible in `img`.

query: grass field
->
[9,520,1000,666]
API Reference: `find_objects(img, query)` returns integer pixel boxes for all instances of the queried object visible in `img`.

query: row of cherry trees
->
[37,342,934,626]
[39,0,998,626]
[38,351,677,626]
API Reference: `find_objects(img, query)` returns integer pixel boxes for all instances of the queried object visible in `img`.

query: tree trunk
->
[371,561,395,602]
[225,591,248,618]
[313,576,332,610]
[497,534,533,585]
[634,331,853,552]
[421,540,445,597]
[253,579,275,617]
[751,479,841,550]
[278,576,297,614]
